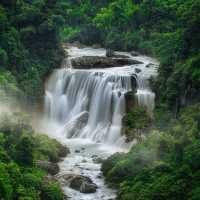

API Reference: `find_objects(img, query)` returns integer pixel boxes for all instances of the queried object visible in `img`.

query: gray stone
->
[61,174,97,194]
[58,145,70,158]
[80,182,97,193]
[62,111,89,138]
[36,160,59,175]
[71,56,143,69]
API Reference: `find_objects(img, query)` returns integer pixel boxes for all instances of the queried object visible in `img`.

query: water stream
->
[43,46,158,200]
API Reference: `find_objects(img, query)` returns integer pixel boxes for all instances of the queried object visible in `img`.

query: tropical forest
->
[0,0,199,200]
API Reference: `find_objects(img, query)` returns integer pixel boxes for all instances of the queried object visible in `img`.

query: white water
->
[43,46,158,200]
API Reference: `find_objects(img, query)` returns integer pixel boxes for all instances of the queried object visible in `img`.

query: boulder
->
[61,174,97,193]
[58,145,70,158]
[80,182,97,193]
[62,111,89,138]
[36,160,59,175]
[71,56,143,69]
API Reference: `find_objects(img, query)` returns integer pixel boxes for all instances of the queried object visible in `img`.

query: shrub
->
[40,182,64,200]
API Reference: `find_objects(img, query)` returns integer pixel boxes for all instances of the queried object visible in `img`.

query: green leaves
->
[103,103,200,200]
[0,112,65,199]
[0,163,13,200]
[0,48,8,66]
[0,0,65,101]
[122,106,151,141]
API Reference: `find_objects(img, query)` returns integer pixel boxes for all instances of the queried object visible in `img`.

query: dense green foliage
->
[0,1,199,199]
[61,0,200,110]
[0,112,65,200]
[62,1,200,198]
[1,0,199,108]
[102,103,200,199]
[0,0,65,101]
[122,106,151,142]
[0,71,23,105]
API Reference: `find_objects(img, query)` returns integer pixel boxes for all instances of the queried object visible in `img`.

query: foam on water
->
[43,45,159,200]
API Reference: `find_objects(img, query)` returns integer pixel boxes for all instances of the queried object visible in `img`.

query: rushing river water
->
[42,46,158,200]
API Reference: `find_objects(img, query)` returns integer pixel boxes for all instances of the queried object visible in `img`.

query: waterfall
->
[44,46,158,145]
[135,76,155,114]
[45,68,132,144]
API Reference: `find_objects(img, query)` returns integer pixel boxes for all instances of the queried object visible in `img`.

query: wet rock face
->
[58,145,70,158]
[61,174,98,193]
[71,56,143,69]
[106,49,130,58]
[124,91,136,112]
[62,111,89,138]
[36,160,59,175]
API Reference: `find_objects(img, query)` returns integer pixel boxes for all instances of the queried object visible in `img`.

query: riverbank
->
[101,103,200,200]
[0,110,69,200]
[56,138,119,200]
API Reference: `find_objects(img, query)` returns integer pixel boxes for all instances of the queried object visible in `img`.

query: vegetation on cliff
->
[0,0,199,200]
[61,0,200,110]
[122,106,151,142]
[0,0,65,101]
[102,103,200,200]
[60,3,200,197]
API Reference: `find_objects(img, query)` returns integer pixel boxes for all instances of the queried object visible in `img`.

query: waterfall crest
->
[44,46,158,145]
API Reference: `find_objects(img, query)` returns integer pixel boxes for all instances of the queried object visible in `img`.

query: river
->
[41,45,158,200]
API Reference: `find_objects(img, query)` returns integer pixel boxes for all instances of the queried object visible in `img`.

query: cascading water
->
[45,68,133,145]
[136,76,155,114]
[44,46,158,145]
[43,46,159,200]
